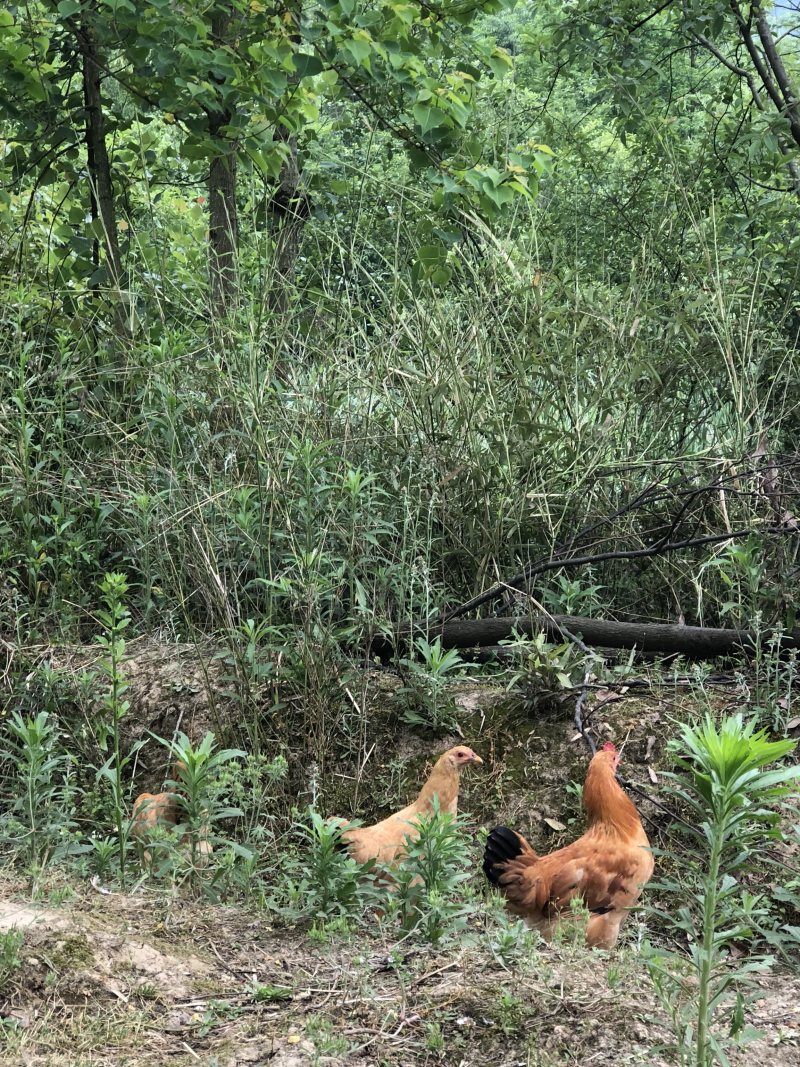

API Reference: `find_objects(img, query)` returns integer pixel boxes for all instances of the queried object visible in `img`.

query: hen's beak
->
[471,754,484,765]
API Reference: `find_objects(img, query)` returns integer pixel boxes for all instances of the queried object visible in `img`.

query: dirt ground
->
[1,870,798,1067]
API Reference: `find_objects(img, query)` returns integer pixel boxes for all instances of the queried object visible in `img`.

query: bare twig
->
[445,522,798,622]
[574,672,596,756]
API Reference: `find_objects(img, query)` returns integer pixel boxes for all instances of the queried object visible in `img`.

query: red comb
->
[602,742,617,753]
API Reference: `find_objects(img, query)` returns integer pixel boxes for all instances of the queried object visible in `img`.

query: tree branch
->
[753,3,800,142]
[627,1,676,35]
[690,25,800,192]
[729,1,800,147]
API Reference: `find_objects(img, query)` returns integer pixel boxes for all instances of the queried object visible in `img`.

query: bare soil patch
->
[1,877,798,1067]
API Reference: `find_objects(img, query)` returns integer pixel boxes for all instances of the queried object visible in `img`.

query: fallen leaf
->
[543,817,566,832]
[647,766,659,784]
[594,689,624,703]
[287,1035,301,1044]
[786,716,800,731]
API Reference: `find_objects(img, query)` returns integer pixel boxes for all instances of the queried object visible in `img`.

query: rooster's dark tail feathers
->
[483,825,526,885]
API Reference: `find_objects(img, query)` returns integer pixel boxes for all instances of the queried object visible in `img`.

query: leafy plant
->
[0,929,23,994]
[488,905,540,969]
[215,617,285,756]
[645,714,800,1067]
[0,709,81,883]
[95,572,134,886]
[700,537,777,628]
[393,801,472,944]
[399,637,469,731]
[87,835,119,880]
[217,751,289,848]
[540,574,604,617]
[293,809,373,919]
[502,630,583,711]
[163,732,250,892]
[248,983,293,1003]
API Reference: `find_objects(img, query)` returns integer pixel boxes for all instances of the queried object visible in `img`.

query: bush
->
[393,802,473,944]
[0,710,82,884]
[646,713,800,1067]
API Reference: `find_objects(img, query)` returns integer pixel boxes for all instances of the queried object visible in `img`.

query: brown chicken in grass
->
[336,745,483,864]
[130,787,180,864]
[131,763,212,865]
[483,742,653,949]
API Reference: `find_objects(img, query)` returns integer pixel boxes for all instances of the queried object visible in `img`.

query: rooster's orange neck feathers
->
[583,752,644,840]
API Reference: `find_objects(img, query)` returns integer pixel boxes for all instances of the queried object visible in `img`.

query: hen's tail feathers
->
[483,825,528,885]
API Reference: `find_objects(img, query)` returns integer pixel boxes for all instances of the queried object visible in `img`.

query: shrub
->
[646,713,800,1067]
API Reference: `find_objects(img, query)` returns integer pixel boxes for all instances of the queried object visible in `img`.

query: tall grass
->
[1,191,798,758]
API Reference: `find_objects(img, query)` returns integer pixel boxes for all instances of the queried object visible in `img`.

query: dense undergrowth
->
[3,228,799,650]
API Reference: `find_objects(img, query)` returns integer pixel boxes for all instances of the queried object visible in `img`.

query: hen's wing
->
[131,792,178,834]
[341,811,419,864]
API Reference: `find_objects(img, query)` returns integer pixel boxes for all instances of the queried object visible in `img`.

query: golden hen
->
[483,742,653,949]
[131,762,212,865]
[131,785,180,864]
[337,745,483,864]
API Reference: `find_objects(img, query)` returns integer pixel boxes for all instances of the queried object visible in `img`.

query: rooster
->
[483,742,653,949]
[336,745,483,864]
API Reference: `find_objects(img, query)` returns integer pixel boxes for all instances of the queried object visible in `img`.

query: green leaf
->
[412,102,447,135]
[486,48,512,79]
[343,36,372,67]
[415,243,447,268]
[292,53,324,79]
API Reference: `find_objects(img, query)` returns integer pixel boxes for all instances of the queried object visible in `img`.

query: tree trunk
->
[208,141,238,315]
[371,614,800,660]
[208,5,238,317]
[732,1,800,150]
[268,125,309,311]
[268,4,308,312]
[75,11,125,328]
[692,7,800,195]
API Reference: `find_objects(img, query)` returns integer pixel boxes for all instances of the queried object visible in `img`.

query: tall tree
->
[0,1,129,332]
[207,2,238,313]
[2,0,548,322]
[74,6,124,318]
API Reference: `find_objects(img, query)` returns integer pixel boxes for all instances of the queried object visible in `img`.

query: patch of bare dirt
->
[0,893,217,1018]
[40,636,234,790]
[1,878,798,1067]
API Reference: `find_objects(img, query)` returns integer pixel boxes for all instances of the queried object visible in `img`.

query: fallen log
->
[371,614,800,660]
